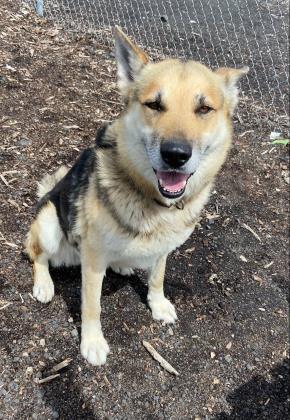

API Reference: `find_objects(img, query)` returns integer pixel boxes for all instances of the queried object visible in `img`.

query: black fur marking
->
[36,125,112,236]
[37,148,96,238]
[117,41,134,81]
[96,181,139,237]
[95,124,115,149]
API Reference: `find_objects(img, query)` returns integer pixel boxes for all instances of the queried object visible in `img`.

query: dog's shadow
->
[49,264,193,323]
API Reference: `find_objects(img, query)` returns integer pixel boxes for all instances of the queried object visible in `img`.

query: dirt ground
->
[0,2,289,419]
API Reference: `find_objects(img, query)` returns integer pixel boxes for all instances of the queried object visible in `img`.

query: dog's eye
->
[144,101,164,112]
[196,105,213,115]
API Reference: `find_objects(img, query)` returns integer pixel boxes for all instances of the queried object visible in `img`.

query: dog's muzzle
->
[154,140,193,199]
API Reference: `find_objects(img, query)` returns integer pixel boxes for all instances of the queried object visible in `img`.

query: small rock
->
[71,328,79,338]
[160,15,168,23]
[270,131,281,140]
[168,327,174,336]
[225,354,232,363]
[18,138,32,147]
[39,339,45,347]
[25,367,33,378]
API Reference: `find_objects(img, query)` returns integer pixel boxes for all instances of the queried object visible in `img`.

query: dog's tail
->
[37,166,69,198]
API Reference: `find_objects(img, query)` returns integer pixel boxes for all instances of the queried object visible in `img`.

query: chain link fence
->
[25,0,289,133]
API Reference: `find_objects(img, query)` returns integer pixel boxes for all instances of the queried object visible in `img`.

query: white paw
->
[33,279,54,303]
[110,265,134,276]
[80,335,110,366]
[148,296,177,324]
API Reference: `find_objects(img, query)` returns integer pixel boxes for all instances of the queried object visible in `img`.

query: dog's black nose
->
[160,141,192,168]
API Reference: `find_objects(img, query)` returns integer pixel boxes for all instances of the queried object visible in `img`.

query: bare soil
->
[0,2,289,419]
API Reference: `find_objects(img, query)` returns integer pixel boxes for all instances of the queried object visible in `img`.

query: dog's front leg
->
[147,255,177,324]
[80,237,109,366]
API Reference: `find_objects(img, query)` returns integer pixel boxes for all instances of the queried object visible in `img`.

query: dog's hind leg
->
[147,255,177,324]
[26,202,63,303]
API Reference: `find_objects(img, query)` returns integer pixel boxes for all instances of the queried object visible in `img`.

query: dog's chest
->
[98,211,194,269]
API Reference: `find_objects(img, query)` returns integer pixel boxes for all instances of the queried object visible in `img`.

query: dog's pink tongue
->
[157,171,189,192]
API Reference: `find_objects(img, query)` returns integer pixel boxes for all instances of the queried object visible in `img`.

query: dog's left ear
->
[114,26,149,96]
[215,66,249,115]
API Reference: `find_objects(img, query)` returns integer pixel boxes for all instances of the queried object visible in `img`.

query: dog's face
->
[115,27,248,200]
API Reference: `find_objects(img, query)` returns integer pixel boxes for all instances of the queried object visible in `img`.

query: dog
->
[26,27,248,366]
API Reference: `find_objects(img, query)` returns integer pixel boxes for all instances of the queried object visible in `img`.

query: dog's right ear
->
[114,26,149,96]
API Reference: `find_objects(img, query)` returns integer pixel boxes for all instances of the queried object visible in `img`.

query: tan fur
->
[26,28,248,365]
[26,221,42,261]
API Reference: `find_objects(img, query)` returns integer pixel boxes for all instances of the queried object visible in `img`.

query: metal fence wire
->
[26,0,289,132]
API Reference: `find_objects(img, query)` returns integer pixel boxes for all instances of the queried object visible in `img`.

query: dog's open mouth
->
[155,170,192,199]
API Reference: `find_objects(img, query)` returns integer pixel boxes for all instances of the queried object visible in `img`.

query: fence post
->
[35,0,44,17]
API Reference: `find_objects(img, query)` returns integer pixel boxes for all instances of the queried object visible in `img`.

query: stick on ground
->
[142,340,179,376]
[49,358,73,374]
[35,373,60,384]
[241,223,262,243]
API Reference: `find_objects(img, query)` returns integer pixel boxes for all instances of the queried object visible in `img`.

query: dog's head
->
[114,27,248,201]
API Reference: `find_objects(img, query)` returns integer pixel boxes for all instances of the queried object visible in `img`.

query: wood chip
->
[62,124,81,130]
[184,246,195,253]
[4,241,18,248]
[241,223,262,242]
[142,340,179,376]
[264,261,273,269]
[226,341,232,350]
[35,373,60,384]
[253,274,264,285]
[49,358,72,373]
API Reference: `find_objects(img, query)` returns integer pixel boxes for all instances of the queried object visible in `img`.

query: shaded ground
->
[0,2,289,419]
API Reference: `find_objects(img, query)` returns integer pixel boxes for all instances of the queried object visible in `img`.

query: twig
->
[142,340,179,376]
[104,375,111,386]
[49,358,72,374]
[35,373,60,384]
[264,261,273,269]
[0,174,11,187]
[0,302,13,310]
[241,223,262,243]
[239,130,254,138]
[4,241,18,249]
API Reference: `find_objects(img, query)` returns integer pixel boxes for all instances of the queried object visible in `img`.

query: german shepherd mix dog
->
[26,27,248,365]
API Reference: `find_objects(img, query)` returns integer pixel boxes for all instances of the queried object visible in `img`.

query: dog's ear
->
[215,66,249,115]
[114,26,149,96]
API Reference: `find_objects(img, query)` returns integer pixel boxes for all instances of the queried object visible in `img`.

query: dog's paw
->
[33,279,54,303]
[110,265,134,276]
[148,296,177,324]
[80,335,110,366]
